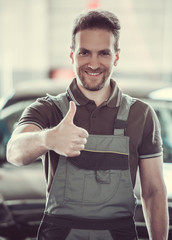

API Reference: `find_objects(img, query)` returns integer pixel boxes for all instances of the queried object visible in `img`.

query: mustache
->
[83,67,103,73]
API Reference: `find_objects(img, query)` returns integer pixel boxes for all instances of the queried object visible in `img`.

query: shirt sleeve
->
[138,104,163,159]
[18,96,62,129]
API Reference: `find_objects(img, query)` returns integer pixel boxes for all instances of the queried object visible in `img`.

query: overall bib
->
[37,93,138,240]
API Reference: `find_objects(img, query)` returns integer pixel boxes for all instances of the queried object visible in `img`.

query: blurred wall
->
[0,0,49,96]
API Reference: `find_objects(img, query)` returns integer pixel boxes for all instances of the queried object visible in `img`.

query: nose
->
[87,54,100,70]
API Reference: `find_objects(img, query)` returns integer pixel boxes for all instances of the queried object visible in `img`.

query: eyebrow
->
[79,48,89,52]
[99,49,111,53]
[78,48,112,53]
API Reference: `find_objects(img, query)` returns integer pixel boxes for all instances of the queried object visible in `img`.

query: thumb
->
[63,101,76,124]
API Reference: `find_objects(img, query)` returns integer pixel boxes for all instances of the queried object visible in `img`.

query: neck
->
[79,83,111,106]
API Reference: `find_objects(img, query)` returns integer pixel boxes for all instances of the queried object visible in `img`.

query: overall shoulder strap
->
[114,94,136,136]
[46,92,69,118]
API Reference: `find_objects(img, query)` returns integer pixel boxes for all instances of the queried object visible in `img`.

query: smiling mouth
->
[85,71,102,76]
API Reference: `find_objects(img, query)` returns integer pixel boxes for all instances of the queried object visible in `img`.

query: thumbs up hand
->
[44,101,89,157]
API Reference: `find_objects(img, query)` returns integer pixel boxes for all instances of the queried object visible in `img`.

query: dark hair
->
[71,10,121,51]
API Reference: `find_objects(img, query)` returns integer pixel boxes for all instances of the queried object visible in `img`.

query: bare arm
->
[139,156,169,240]
[6,101,88,166]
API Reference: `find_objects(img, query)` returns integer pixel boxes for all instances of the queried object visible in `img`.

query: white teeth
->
[87,72,99,76]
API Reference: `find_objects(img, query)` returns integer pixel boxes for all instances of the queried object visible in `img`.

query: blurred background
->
[0,0,172,239]
[0,0,172,94]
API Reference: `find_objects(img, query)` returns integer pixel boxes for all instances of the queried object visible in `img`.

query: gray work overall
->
[37,93,138,240]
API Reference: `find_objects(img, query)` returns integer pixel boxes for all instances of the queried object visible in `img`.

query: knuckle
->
[81,145,85,150]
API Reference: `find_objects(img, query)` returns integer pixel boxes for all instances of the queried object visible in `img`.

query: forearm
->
[7,130,48,166]
[141,190,169,240]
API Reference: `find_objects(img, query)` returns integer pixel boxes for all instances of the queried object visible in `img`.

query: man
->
[7,10,168,240]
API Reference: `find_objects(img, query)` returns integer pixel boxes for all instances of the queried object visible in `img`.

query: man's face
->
[70,28,120,91]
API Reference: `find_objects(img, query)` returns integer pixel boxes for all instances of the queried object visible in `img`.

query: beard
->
[80,75,106,91]
[77,66,111,91]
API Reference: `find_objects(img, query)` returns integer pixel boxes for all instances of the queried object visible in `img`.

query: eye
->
[100,51,110,56]
[79,50,89,56]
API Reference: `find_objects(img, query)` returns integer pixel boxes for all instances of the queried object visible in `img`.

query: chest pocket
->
[64,162,122,204]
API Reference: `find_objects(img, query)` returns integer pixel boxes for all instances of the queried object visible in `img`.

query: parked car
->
[0,79,71,111]
[0,79,172,239]
[149,86,172,101]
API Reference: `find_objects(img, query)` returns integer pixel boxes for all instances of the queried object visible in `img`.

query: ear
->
[114,49,120,67]
[70,50,74,64]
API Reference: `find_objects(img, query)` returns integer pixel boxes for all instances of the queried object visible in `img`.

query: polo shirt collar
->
[67,78,122,108]
[107,79,122,108]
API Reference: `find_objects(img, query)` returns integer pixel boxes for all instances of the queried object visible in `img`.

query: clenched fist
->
[44,101,89,157]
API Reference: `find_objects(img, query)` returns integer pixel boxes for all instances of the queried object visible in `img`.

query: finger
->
[79,137,87,145]
[77,144,85,151]
[63,101,76,124]
[75,137,87,145]
[78,128,89,138]
[68,150,81,157]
